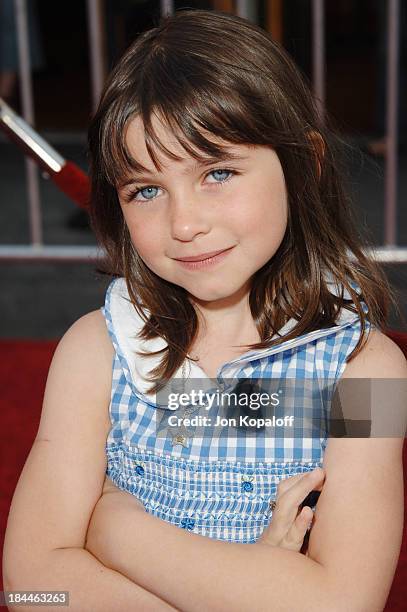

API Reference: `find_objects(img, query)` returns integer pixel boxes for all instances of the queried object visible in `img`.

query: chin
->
[188,282,246,302]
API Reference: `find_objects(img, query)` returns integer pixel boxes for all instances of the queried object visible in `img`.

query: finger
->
[260,503,313,549]
[281,467,325,505]
[276,467,325,497]
[313,479,325,492]
[273,468,324,526]
[275,469,318,495]
[282,506,314,551]
[298,505,314,528]
[275,468,324,517]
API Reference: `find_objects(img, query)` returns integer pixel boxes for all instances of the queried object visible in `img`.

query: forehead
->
[124,113,253,173]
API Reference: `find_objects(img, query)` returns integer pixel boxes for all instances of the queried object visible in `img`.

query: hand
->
[257,467,325,553]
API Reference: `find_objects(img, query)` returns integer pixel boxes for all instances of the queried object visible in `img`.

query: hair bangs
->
[109,99,257,190]
[143,106,247,169]
[98,97,142,186]
[111,57,270,187]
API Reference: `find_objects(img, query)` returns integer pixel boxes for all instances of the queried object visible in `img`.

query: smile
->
[174,246,235,270]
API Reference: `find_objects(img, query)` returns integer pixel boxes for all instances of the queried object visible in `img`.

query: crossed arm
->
[85,434,404,612]
[85,483,331,612]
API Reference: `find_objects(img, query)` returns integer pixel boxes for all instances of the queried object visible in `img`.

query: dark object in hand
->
[299,489,321,511]
[299,490,321,555]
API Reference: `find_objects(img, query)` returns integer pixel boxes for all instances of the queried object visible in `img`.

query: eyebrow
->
[121,152,250,187]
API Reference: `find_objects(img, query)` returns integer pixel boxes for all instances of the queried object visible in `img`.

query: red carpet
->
[0,332,406,610]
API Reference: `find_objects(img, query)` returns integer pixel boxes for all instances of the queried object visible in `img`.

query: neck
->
[189,280,259,346]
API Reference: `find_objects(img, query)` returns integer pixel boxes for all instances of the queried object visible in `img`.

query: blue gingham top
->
[102,276,372,544]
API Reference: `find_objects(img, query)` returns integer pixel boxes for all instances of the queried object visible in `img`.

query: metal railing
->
[0,0,404,263]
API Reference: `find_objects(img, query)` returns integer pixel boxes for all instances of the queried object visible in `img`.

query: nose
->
[169,195,211,241]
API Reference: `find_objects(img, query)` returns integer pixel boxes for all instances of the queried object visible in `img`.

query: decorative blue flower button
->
[241,475,254,492]
[135,463,145,476]
[180,517,195,530]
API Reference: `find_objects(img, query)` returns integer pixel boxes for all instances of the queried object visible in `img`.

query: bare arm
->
[2,311,179,612]
[4,542,179,612]
[86,488,332,612]
[4,457,179,612]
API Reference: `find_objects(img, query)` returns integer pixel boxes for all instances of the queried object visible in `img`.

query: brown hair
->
[88,8,401,394]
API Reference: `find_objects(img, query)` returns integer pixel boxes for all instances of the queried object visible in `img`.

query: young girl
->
[4,9,406,612]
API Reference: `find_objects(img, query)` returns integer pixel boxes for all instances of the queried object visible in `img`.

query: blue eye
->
[136,186,158,201]
[125,168,237,204]
[210,169,232,182]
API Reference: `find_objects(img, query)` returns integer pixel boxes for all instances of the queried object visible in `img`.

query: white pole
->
[160,0,174,17]
[311,0,326,124]
[384,0,400,246]
[14,0,42,246]
[86,0,106,112]
[236,0,258,23]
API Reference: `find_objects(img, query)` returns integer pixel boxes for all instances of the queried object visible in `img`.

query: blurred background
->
[1,2,407,610]
[0,0,406,336]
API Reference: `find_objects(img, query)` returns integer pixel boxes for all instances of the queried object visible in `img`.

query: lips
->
[174,247,232,262]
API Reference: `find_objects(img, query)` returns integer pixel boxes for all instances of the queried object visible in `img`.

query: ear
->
[307,130,325,180]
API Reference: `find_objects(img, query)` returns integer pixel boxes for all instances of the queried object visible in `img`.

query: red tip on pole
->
[51,162,91,210]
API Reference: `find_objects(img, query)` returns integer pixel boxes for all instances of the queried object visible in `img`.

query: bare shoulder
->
[342,327,407,378]
[37,308,115,441]
[63,308,113,354]
[54,309,114,379]
[338,328,407,445]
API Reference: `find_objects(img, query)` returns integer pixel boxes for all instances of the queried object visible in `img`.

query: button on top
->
[172,433,189,448]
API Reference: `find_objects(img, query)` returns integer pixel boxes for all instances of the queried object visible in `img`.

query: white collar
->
[107,276,363,407]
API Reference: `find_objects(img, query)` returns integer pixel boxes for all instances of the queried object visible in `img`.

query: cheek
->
[130,235,162,268]
[129,230,152,256]
[124,212,160,258]
[234,185,287,239]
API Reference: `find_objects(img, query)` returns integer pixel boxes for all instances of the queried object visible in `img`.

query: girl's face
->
[117,114,288,305]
